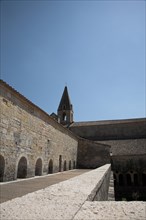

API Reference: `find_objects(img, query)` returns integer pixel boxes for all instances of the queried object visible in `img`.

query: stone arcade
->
[0,80,146,201]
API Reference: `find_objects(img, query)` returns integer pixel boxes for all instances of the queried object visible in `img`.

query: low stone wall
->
[77,139,111,169]
[87,165,111,201]
[1,164,111,220]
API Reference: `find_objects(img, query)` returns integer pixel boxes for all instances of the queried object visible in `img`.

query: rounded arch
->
[133,173,139,186]
[48,159,53,174]
[126,173,132,186]
[64,160,67,171]
[17,156,27,178]
[35,158,42,176]
[119,173,124,186]
[69,160,71,170]
[0,155,5,182]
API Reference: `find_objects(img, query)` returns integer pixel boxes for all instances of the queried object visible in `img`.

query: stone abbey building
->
[0,79,146,201]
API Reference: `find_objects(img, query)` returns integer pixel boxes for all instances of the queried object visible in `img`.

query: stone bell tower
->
[57,86,73,126]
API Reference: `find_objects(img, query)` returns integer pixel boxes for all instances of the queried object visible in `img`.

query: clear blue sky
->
[1,0,145,121]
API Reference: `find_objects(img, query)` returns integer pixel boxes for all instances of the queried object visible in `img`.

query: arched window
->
[63,113,67,121]
[134,173,139,186]
[69,160,71,170]
[119,173,124,186]
[0,155,5,182]
[48,159,53,174]
[17,156,27,178]
[126,173,132,186]
[64,160,67,171]
[142,173,146,186]
[63,105,66,110]
[35,158,42,176]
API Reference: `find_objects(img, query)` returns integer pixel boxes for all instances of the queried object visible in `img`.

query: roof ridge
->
[70,118,146,127]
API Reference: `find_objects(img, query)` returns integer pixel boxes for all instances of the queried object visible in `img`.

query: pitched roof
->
[57,86,72,111]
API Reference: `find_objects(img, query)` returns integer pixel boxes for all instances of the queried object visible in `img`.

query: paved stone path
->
[0,169,91,204]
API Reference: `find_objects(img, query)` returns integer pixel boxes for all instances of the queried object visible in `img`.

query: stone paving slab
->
[0,169,91,203]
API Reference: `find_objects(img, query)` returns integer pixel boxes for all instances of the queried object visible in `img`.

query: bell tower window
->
[63,113,67,121]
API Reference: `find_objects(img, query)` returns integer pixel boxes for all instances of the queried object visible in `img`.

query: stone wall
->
[0,81,78,181]
[69,119,146,163]
[111,154,146,173]
[97,139,146,156]
[70,119,146,140]
[77,139,111,169]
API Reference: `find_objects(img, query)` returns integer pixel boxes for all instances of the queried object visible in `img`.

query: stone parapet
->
[1,164,111,220]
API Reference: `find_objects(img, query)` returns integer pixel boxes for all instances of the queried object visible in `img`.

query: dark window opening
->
[63,113,67,121]
[119,174,124,186]
[59,155,62,172]
[134,173,139,186]
[48,159,53,174]
[126,173,132,186]
[142,173,146,186]
[63,105,66,110]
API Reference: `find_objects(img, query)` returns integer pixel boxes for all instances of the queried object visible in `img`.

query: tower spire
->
[57,86,73,125]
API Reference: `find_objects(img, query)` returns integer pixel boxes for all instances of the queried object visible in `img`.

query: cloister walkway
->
[0,169,91,204]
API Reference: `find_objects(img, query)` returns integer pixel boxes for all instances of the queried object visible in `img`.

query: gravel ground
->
[74,201,146,220]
